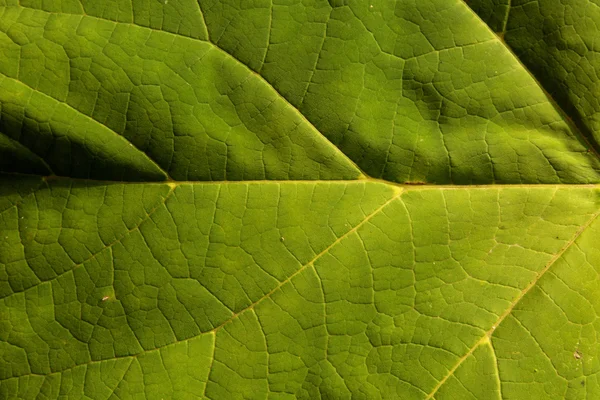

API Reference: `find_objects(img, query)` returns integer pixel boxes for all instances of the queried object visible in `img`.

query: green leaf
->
[0,1,599,399]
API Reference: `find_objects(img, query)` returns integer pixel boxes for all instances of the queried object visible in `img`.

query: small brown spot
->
[574,350,582,360]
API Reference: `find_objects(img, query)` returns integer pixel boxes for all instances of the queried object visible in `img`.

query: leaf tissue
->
[0,0,599,399]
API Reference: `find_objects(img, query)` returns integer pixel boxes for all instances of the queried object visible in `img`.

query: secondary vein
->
[425,209,600,399]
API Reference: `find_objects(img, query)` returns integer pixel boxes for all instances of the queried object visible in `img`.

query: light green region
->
[0,336,214,400]
[434,340,501,399]
[1,178,599,398]
[1,0,209,41]
[493,217,600,400]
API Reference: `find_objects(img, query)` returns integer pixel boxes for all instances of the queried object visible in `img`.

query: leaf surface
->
[0,1,599,399]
